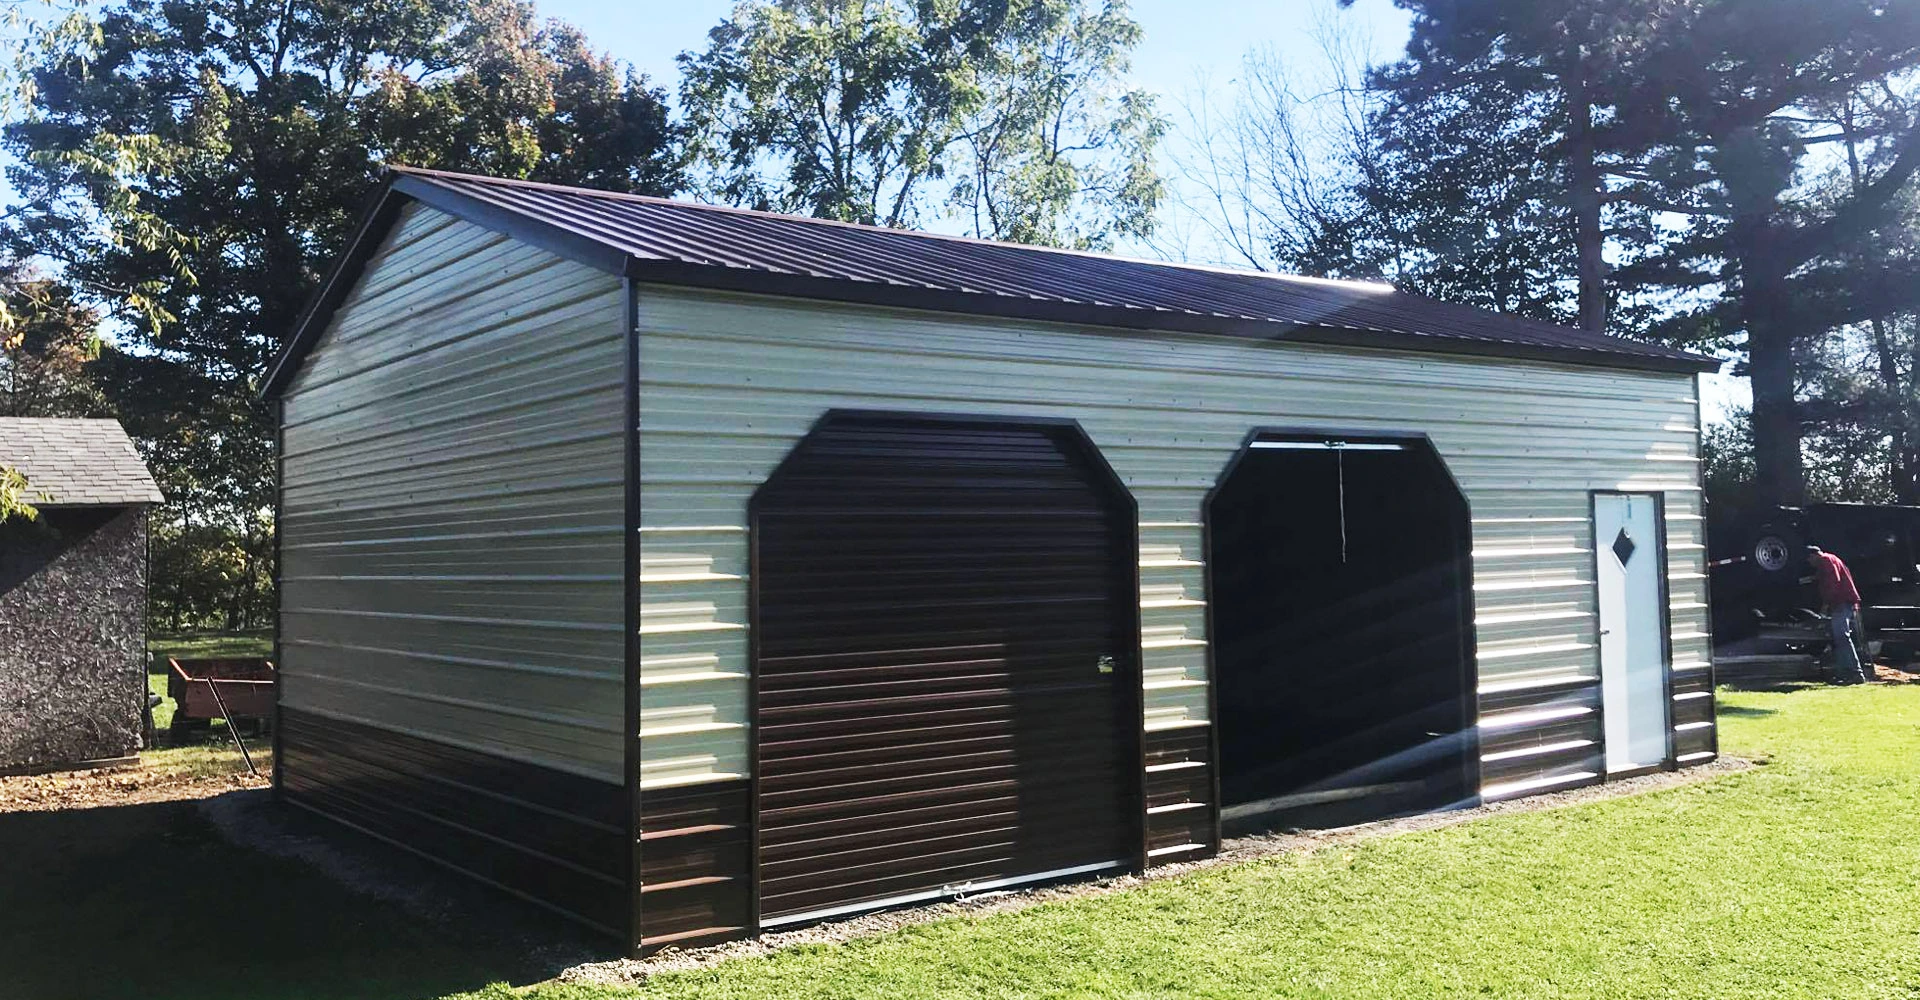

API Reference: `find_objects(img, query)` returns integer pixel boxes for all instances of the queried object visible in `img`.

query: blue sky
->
[536,0,1414,106]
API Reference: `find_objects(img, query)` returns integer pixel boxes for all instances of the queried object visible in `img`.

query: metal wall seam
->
[272,396,285,796]
[622,275,644,955]
[1692,376,1721,761]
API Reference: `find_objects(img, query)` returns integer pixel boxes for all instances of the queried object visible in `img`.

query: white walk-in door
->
[1595,493,1671,774]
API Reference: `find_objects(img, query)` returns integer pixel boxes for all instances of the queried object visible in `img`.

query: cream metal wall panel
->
[280,204,628,783]
[633,286,1711,794]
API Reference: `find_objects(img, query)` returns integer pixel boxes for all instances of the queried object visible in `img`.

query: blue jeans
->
[1831,604,1869,684]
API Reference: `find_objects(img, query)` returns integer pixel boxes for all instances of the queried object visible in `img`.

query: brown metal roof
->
[0,418,162,507]
[262,167,1721,396]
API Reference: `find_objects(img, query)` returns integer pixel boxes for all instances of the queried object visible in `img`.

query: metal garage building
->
[261,167,1722,955]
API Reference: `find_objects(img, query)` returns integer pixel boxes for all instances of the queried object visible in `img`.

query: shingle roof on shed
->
[263,166,1722,397]
[0,418,162,507]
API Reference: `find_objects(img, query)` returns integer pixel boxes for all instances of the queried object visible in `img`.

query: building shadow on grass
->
[1717,679,1826,695]
[1714,702,1779,717]
[0,791,605,1000]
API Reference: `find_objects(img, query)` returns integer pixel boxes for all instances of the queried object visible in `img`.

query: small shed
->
[0,417,163,774]
[262,167,1723,955]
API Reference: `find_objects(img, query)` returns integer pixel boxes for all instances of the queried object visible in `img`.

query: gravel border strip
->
[562,755,1755,988]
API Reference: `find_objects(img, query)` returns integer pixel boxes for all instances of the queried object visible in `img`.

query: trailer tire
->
[1750,523,1804,578]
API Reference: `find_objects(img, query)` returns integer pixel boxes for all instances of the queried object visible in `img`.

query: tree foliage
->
[6,0,682,627]
[358,0,683,194]
[943,0,1162,248]
[0,462,33,522]
[0,274,106,418]
[1601,3,1920,507]
[1183,0,1920,509]
[680,0,1163,248]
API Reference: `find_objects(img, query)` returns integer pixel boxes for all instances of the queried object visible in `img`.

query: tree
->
[1602,2,1920,506]
[1352,1,1687,333]
[679,0,988,226]
[0,463,32,522]
[945,0,1163,249]
[1195,0,1920,508]
[358,0,683,194]
[0,1,189,524]
[8,0,683,627]
[1166,19,1383,274]
[1173,7,1651,328]
[0,274,108,418]
[679,0,1164,246]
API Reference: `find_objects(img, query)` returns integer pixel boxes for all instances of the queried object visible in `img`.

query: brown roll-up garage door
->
[751,411,1142,926]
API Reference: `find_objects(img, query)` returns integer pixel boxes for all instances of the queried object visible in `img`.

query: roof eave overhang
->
[29,499,161,509]
[262,174,1721,400]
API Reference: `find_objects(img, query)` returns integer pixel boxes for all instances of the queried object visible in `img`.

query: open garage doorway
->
[1207,430,1477,831]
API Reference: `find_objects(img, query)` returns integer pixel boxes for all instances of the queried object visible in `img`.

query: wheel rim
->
[1755,535,1792,572]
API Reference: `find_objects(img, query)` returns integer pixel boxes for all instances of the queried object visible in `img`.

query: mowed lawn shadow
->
[0,791,602,1000]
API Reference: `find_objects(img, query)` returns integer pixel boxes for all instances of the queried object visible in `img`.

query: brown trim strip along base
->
[278,707,628,937]
[638,778,753,953]
[1478,677,1605,798]
[1670,663,1718,764]
[1143,726,1217,864]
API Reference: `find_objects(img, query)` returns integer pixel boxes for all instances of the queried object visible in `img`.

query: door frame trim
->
[745,408,1147,928]
[1589,489,1678,777]
[1203,426,1482,827]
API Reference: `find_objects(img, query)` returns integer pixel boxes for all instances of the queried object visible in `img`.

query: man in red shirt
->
[1808,545,1870,684]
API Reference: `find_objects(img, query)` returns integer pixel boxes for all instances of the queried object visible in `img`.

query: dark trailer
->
[1710,502,1920,679]
[261,167,1722,955]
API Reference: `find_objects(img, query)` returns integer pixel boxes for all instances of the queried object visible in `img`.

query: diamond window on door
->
[1612,527,1637,567]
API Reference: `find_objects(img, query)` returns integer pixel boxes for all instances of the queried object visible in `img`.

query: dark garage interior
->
[1209,432,1477,831]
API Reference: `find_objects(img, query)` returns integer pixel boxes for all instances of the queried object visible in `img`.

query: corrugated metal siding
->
[634,285,1712,798]
[279,204,628,783]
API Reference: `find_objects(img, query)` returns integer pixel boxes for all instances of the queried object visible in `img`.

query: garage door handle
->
[1096,654,1116,674]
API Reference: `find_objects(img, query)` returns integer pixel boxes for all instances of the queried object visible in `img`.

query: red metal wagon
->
[167,657,276,734]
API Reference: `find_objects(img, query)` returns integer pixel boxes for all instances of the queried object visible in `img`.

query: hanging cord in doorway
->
[1335,443,1348,564]
[1248,437,1410,566]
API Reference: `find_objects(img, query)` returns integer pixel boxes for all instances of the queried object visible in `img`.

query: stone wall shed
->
[262,167,1724,956]
[0,417,163,774]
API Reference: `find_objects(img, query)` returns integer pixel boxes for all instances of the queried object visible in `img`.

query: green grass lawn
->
[149,629,275,668]
[465,684,1920,1000]
[6,684,1915,1000]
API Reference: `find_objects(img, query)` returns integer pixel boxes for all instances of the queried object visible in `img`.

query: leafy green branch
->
[0,463,36,522]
